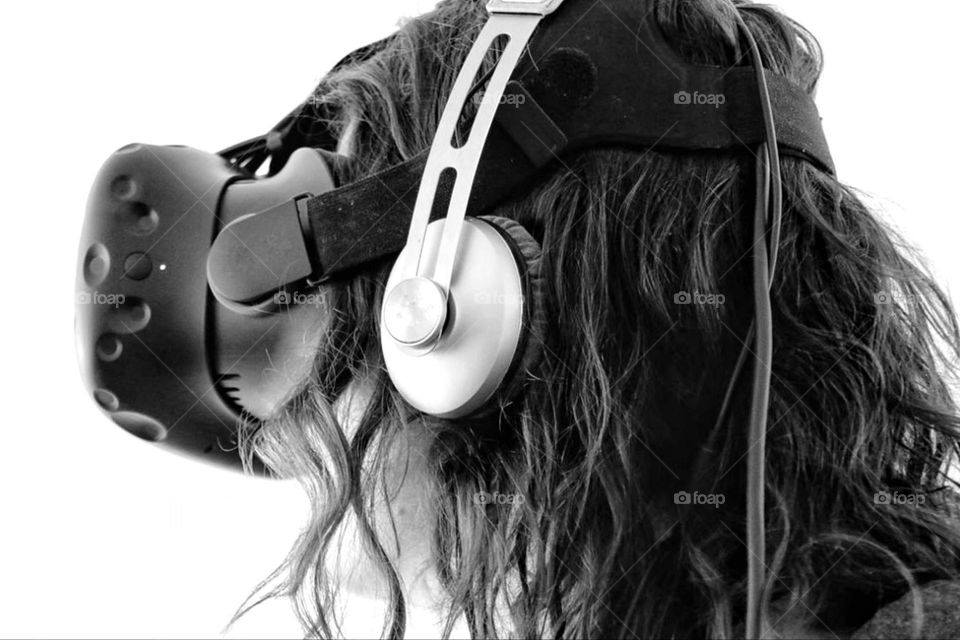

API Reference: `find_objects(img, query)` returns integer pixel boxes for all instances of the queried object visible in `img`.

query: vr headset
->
[76,1,833,633]
[76,0,832,462]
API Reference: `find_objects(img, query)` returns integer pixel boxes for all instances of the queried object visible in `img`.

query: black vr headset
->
[76,0,831,467]
[76,2,833,633]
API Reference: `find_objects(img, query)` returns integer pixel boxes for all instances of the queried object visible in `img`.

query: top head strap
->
[516,0,832,171]
[208,0,833,306]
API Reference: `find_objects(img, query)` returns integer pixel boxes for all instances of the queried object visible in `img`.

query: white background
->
[1,1,958,638]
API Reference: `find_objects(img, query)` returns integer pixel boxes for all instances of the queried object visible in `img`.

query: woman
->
[237,0,960,637]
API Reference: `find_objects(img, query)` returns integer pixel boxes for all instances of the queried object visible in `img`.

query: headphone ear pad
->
[477,216,546,407]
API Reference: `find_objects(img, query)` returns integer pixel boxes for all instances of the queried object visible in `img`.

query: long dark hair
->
[237,1,960,637]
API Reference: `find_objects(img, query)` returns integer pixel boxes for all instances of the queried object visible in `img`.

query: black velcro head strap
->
[520,1,833,172]
[282,0,834,289]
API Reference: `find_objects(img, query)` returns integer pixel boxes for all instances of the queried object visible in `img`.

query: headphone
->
[380,213,543,417]
[76,2,833,634]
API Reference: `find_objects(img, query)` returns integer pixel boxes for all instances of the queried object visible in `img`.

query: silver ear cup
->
[380,217,526,417]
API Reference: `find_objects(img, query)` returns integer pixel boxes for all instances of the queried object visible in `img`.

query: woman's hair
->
[238,0,960,637]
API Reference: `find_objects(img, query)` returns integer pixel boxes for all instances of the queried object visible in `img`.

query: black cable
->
[730,7,785,638]
[747,146,774,640]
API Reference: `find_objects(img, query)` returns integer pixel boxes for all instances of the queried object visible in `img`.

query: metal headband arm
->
[403,0,565,291]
